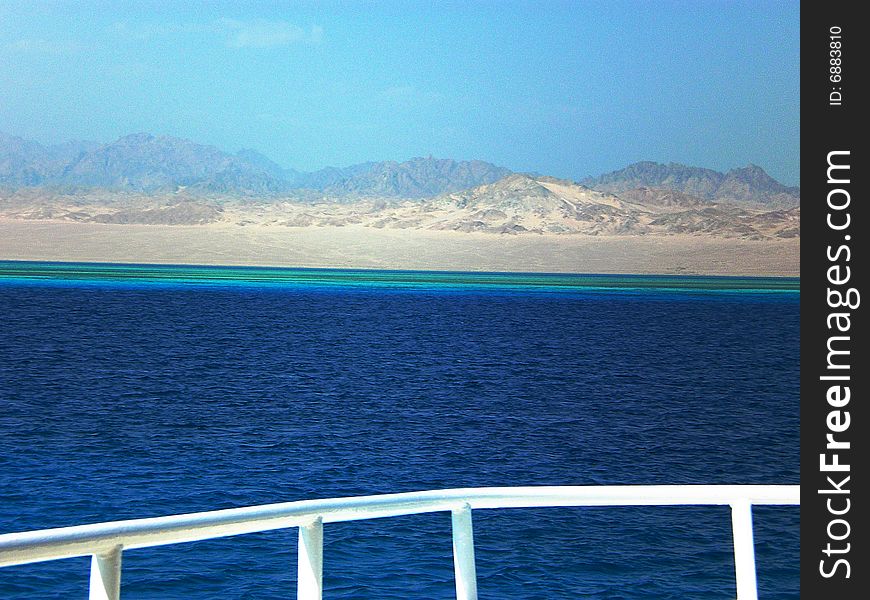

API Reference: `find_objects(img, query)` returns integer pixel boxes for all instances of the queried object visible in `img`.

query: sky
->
[0,1,800,184]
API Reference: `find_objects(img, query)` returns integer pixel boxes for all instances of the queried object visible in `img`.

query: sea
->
[0,261,800,599]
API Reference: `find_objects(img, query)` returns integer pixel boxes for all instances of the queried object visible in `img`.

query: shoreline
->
[0,220,800,277]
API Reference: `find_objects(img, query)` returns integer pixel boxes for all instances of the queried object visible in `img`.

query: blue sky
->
[0,1,799,184]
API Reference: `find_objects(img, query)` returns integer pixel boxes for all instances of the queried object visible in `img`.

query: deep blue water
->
[0,264,799,599]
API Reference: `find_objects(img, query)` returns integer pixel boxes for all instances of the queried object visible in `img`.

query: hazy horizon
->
[1,1,799,184]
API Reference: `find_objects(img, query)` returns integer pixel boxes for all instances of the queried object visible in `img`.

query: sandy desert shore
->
[0,220,799,276]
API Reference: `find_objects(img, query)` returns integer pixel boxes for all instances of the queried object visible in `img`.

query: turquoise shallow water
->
[0,260,799,598]
[0,260,799,295]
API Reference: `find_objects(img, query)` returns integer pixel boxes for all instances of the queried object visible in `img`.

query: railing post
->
[451,503,479,600]
[89,545,122,600]
[731,500,758,600]
[297,517,323,600]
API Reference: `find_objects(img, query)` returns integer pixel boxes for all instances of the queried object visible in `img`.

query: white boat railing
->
[0,485,799,600]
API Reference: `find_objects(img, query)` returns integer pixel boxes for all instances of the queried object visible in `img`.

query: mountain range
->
[0,132,511,198]
[581,161,800,207]
[1,131,799,239]
[2,131,797,202]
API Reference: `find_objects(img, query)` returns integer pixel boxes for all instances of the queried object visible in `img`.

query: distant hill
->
[59,133,288,194]
[0,132,100,186]
[582,161,799,207]
[1,132,514,197]
[312,157,512,198]
[293,162,377,192]
[235,148,298,182]
[0,132,288,194]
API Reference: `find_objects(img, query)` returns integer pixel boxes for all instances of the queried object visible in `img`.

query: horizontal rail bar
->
[0,485,798,568]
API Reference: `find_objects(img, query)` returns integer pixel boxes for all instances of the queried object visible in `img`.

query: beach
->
[0,220,799,276]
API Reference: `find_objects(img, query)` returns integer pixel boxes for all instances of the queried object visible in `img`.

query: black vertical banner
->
[801,2,867,597]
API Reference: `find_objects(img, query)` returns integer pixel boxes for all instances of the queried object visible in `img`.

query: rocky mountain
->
[45,140,103,162]
[1,132,289,194]
[292,162,377,191]
[312,157,512,198]
[582,161,799,207]
[57,133,288,194]
[235,148,298,182]
[1,133,47,186]
[1,132,512,197]
[0,132,99,186]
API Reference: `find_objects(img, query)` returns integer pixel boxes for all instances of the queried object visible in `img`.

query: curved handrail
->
[0,484,800,600]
